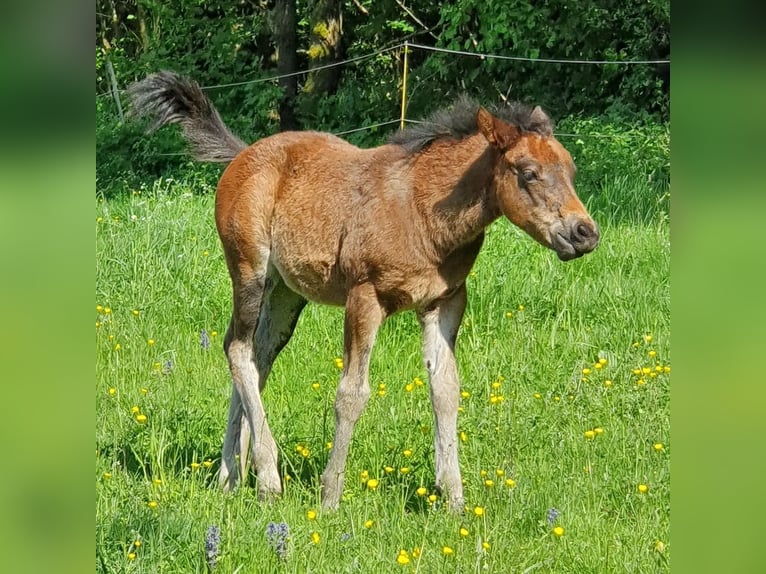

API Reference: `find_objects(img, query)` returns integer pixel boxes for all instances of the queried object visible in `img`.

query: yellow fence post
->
[400,41,409,130]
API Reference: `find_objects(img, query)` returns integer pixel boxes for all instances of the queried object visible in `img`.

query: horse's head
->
[478,106,599,261]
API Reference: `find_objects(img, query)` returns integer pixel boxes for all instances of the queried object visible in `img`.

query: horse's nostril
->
[576,223,591,239]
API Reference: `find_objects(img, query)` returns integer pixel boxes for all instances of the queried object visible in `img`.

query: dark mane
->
[388,95,554,153]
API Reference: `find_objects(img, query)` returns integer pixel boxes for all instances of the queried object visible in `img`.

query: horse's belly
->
[271,246,347,306]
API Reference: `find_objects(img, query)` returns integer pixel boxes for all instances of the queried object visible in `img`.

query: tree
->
[273,0,299,131]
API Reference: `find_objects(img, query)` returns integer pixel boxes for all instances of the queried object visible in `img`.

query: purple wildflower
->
[546,508,560,525]
[265,521,289,559]
[205,525,221,570]
[162,359,173,375]
[200,329,210,350]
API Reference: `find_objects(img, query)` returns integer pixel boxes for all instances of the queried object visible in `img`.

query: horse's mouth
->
[553,232,582,261]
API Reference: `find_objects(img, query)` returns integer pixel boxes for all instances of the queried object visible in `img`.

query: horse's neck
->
[411,135,500,258]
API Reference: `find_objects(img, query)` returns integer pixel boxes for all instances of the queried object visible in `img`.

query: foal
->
[129,72,599,511]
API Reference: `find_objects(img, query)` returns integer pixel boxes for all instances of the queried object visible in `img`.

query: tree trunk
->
[274,0,299,131]
[305,0,343,95]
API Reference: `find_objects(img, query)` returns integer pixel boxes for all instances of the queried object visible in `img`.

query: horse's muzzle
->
[552,217,600,261]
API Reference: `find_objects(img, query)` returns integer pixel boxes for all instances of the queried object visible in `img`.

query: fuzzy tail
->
[127,71,247,163]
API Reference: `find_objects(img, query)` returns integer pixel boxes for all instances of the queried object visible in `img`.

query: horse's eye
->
[522,169,538,182]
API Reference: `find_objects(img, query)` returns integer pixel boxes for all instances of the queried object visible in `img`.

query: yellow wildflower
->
[400,467,409,474]
[505,478,516,488]
[202,460,212,468]
[364,519,374,529]
[405,383,414,392]
[416,486,427,496]
[147,501,158,508]
[594,427,604,435]
[459,527,469,537]
[653,442,665,452]
[396,552,410,565]
[482,541,491,551]
[311,382,320,390]
[428,494,438,503]
[384,466,394,474]
[604,380,613,388]
[367,478,379,490]
[584,430,595,439]
[484,479,494,488]
[582,368,591,375]
[553,526,565,537]
[442,546,454,556]
[311,531,320,544]
[108,387,116,396]
[334,357,344,369]
[403,449,412,457]
[638,483,649,494]
[132,309,140,316]
[136,414,147,424]
[128,552,136,560]
[473,506,484,517]
[103,472,112,479]
[307,509,317,520]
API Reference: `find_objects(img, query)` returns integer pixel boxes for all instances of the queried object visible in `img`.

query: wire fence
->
[98,40,669,140]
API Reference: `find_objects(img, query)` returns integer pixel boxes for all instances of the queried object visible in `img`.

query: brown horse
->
[128,71,599,511]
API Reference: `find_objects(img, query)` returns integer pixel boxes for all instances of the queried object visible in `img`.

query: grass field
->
[96,175,669,573]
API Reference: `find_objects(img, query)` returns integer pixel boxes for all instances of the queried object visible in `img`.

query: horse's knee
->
[334,380,370,422]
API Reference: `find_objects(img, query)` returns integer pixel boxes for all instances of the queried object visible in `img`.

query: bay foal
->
[129,72,599,511]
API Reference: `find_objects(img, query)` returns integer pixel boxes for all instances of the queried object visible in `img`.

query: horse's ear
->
[477,107,520,150]
[529,105,553,136]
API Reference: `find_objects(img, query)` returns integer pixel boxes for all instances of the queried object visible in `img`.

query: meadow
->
[96,169,669,573]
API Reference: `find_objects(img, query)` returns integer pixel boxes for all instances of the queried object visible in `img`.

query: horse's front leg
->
[320,283,385,510]
[418,284,467,511]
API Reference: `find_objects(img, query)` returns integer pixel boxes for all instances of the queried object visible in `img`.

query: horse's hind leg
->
[417,284,467,511]
[219,268,306,497]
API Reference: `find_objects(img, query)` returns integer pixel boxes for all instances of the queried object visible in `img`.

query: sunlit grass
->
[96,178,669,573]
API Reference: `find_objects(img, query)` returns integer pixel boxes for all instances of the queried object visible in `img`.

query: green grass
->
[96,178,669,573]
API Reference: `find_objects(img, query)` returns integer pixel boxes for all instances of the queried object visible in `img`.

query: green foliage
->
[556,117,670,226]
[96,0,669,196]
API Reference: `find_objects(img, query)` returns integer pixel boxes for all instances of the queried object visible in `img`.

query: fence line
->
[408,42,670,65]
[98,39,670,97]
[201,44,402,90]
